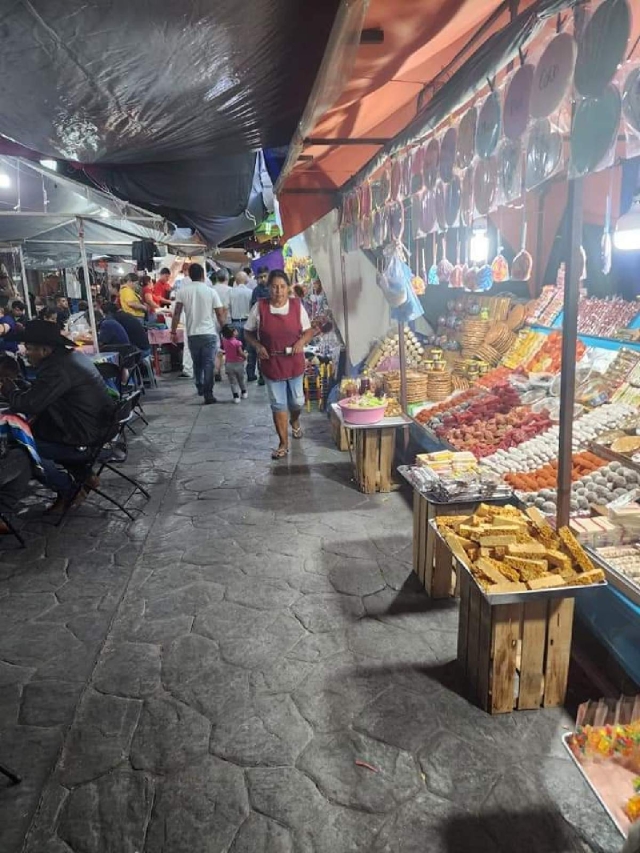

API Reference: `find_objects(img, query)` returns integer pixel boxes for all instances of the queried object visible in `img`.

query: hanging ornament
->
[423,139,440,190]
[457,108,477,169]
[574,0,631,99]
[476,92,501,159]
[504,63,534,140]
[531,32,576,119]
[440,127,457,183]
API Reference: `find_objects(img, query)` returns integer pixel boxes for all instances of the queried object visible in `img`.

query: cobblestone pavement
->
[0,379,624,853]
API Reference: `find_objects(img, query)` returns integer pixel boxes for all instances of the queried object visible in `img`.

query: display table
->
[457,567,576,713]
[331,404,409,494]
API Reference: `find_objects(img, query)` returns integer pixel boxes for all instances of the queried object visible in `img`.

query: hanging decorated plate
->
[474,157,498,215]
[411,146,425,193]
[476,93,501,159]
[381,205,390,245]
[401,153,412,198]
[457,107,477,168]
[341,194,351,226]
[498,138,523,202]
[421,189,436,234]
[460,167,474,226]
[351,190,361,224]
[445,176,461,227]
[373,209,383,247]
[623,66,640,132]
[361,215,372,250]
[504,64,534,140]
[530,33,576,119]
[389,201,405,242]
[525,118,563,189]
[435,181,447,230]
[440,127,457,183]
[390,158,402,200]
[361,181,372,218]
[571,83,622,175]
[380,162,391,203]
[423,138,440,190]
[412,193,424,238]
[575,0,631,99]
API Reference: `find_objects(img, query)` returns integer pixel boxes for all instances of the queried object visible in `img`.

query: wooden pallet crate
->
[353,426,396,494]
[330,408,352,452]
[457,568,575,713]
[412,492,463,598]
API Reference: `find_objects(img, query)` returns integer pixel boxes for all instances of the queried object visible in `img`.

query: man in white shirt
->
[229,272,253,344]
[212,269,231,311]
[170,262,194,379]
[171,263,226,404]
[243,266,257,290]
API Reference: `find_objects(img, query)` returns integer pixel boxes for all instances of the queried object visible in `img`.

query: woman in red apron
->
[244,270,315,459]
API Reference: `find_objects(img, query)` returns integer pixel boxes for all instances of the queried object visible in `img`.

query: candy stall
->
[333,0,640,734]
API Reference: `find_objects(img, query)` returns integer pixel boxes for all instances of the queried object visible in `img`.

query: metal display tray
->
[561,733,627,839]
[396,465,513,506]
[430,520,608,605]
[587,547,640,608]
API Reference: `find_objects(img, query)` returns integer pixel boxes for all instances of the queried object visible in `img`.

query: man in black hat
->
[0,320,115,509]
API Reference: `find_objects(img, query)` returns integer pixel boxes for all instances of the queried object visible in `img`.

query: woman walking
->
[244,269,315,459]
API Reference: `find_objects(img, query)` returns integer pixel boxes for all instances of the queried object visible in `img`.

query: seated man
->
[96,308,130,347]
[119,274,146,319]
[102,302,150,358]
[0,320,116,511]
[54,294,70,329]
[0,300,26,354]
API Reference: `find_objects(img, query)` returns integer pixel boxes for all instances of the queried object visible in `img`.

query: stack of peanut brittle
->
[435,504,606,595]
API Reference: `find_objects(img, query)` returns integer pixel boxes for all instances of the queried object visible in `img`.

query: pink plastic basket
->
[338,399,387,425]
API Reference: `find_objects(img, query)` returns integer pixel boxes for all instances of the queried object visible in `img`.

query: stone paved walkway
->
[0,379,624,853]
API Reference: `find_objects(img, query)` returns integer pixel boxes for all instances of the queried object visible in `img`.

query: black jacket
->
[6,349,115,446]
[113,311,150,352]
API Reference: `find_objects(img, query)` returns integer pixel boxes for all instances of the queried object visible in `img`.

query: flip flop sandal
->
[291,426,304,439]
[271,447,289,460]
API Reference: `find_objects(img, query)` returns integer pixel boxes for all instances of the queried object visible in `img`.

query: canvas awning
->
[0,157,205,268]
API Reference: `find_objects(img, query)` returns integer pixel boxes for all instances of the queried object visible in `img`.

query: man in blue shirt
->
[247,267,269,383]
[0,300,26,353]
[96,309,130,347]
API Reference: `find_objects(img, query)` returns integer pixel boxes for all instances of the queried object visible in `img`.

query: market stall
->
[326,0,640,753]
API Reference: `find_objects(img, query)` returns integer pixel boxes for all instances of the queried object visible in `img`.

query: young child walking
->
[221,324,248,403]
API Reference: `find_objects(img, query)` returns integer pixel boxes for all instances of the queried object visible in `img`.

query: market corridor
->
[0,379,622,853]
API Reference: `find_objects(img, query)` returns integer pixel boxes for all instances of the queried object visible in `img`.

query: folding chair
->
[56,398,150,525]
[0,506,25,547]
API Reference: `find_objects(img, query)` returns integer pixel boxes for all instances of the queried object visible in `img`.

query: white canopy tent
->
[0,157,207,350]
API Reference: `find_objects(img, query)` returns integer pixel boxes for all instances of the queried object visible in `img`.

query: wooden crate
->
[353,427,396,494]
[412,492,460,598]
[330,408,351,452]
[457,569,575,713]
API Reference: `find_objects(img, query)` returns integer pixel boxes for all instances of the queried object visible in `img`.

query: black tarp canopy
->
[0,0,342,243]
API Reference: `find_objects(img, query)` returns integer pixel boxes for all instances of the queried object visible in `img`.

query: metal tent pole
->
[16,246,32,318]
[77,217,99,353]
[340,252,351,364]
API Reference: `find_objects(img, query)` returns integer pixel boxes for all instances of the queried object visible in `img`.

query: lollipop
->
[437,258,454,285]
[477,264,494,292]
[512,249,533,281]
[491,253,509,282]
[428,264,439,286]
[464,265,478,291]
[450,264,464,288]
[411,275,426,296]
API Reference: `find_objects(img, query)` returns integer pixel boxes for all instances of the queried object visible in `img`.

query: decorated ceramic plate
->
[526,118,563,189]
[498,138,523,201]
[504,64,534,140]
[435,181,447,230]
[445,176,461,227]
[423,138,440,190]
[380,162,391,204]
[457,107,477,168]
[421,189,436,234]
[476,93,501,159]
[361,181,372,218]
[530,32,576,119]
[389,201,405,242]
[401,153,412,198]
[411,146,425,193]
[571,83,622,175]
[390,158,402,201]
[575,0,631,99]
[412,193,424,238]
[460,167,474,226]
[440,127,457,183]
[474,157,498,215]
[623,66,640,132]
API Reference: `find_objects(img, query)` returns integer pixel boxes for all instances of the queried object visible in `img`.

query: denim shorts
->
[263,374,305,413]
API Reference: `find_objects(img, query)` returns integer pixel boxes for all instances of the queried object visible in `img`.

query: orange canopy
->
[280,0,542,237]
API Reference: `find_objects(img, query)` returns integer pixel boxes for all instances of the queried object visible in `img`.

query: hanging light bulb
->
[469,218,489,264]
[0,173,11,189]
[614,193,640,251]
